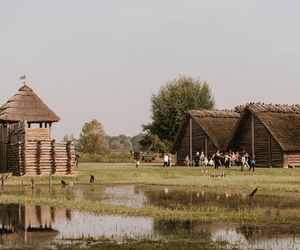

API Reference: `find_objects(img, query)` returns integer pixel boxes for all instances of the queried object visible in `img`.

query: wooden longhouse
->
[0,84,75,175]
[227,103,300,168]
[171,110,240,166]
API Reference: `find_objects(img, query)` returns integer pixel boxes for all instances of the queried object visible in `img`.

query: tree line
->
[65,76,215,155]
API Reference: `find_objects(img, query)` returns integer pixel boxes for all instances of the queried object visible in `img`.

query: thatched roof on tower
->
[171,109,240,153]
[228,103,300,152]
[0,85,60,123]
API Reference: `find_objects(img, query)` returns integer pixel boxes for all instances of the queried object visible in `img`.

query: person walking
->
[248,154,256,172]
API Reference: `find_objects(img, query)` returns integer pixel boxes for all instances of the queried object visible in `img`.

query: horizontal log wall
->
[284,153,300,167]
[7,141,75,176]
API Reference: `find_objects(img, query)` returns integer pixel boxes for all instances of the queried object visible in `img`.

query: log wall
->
[284,153,300,168]
[7,141,75,176]
[0,121,75,176]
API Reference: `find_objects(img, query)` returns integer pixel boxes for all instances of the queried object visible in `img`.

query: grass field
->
[0,163,299,224]
[5,162,299,192]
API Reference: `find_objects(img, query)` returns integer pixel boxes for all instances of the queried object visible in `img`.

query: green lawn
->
[4,162,300,193]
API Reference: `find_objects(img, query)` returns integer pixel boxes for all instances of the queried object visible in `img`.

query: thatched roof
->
[172,109,240,153]
[229,103,300,152]
[0,85,60,123]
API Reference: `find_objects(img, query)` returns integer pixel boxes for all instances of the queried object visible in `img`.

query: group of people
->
[185,150,256,171]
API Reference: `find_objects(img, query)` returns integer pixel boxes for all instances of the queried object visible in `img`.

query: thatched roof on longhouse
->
[229,103,300,152]
[0,85,60,123]
[172,109,240,153]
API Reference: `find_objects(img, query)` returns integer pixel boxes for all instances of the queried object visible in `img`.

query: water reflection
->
[1,184,300,211]
[0,204,298,249]
[0,204,70,248]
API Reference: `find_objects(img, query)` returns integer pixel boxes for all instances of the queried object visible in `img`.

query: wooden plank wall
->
[176,118,218,165]
[0,144,8,172]
[207,140,217,159]
[176,119,190,165]
[270,137,283,167]
[27,128,50,141]
[8,121,26,144]
[191,121,205,156]
[254,117,270,166]
[0,125,9,172]
[230,114,252,154]
[7,144,20,175]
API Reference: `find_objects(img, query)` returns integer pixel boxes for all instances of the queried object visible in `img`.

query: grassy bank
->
[3,162,300,192]
[0,163,299,224]
[0,193,298,224]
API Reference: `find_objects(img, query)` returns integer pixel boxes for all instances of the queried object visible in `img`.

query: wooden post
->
[268,133,272,167]
[36,141,42,175]
[49,175,52,187]
[49,123,52,140]
[205,135,208,158]
[51,140,56,175]
[251,114,255,155]
[189,117,193,164]
[24,120,28,143]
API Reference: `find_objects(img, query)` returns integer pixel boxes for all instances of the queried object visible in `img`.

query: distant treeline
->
[63,132,144,153]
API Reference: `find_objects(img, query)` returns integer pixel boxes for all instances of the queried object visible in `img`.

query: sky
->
[0,0,299,139]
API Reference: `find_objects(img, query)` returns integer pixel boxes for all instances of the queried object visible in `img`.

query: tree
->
[141,76,215,152]
[107,134,133,152]
[79,119,109,154]
[132,133,144,152]
[63,133,80,152]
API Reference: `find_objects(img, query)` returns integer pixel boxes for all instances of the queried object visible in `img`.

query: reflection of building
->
[0,204,71,248]
[0,84,75,175]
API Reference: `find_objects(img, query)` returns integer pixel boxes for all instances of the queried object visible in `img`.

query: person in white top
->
[163,154,169,167]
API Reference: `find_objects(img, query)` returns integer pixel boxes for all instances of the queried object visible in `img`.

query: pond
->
[1,184,300,210]
[0,184,299,249]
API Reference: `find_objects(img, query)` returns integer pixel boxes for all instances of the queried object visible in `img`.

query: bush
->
[79,152,134,163]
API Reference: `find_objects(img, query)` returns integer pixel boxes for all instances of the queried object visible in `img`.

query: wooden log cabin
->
[0,84,75,175]
[171,110,240,166]
[227,103,300,168]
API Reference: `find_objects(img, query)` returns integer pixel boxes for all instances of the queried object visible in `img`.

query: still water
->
[0,185,299,249]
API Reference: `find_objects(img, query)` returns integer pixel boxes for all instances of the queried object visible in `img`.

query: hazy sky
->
[1,1,299,139]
